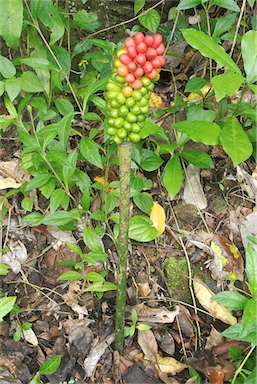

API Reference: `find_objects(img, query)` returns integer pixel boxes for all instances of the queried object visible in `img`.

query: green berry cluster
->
[105,32,165,145]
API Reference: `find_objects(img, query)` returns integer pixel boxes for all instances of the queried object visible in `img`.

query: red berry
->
[127,45,137,59]
[157,55,166,66]
[127,61,137,72]
[156,43,165,55]
[146,68,158,79]
[134,32,145,45]
[151,57,162,68]
[135,53,146,66]
[124,37,136,48]
[134,67,144,78]
[146,47,157,59]
[144,35,154,47]
[143,61,153,74]
[152,34,163,48]
[131,79,143,90]
[136,42,147,53]
[125,73,136,84]
[119,53,132,65]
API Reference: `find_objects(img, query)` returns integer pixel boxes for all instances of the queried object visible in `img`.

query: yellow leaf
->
[0,176,21,190]
[157,355,187,375]
[185,83,211,103]
[150,202,165,236]
[149,92,165,108]
[193,276,237,325]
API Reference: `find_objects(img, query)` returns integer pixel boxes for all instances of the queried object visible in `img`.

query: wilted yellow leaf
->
[193,276,237,325]
[0,176,21,190]
[149,92,165,108]
[185,84,211,103]
[150,202,166,236]
[157,355,187,375]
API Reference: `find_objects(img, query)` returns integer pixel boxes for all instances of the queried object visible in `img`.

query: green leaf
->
[41,210,80,226]
[213,13,237,38]
[21,197,34,212]
[133,192,153,214]
[128,215,158,242]
[0,0,23,49]
[0,81,4,96]
[86,271,105,283]
[24,174,53,192]
[21,58,58,71]
[219,117,252,167]
[0,263,10,276]
[185,77,208,92]
[137,324,152,331]
[80,137,102,168]
[134,0,145,15]
[13,328,23,343]
[181,29,241,75]
[5,78,21,102]
[31,97,48,113]
[213,0,240,12]
[173,121,221,145]
[0,55,16,78]
[82,77,108,112]
[58,113,74,151]
[22,212,44,226]
[82,251,108,264]
[247,0,255,7]
[139,9,160,34]
[50,189,69,213]
[39,355,62,375]
[181,150,213,168]
[54,98,74,116]
[140,119,169,141]
[67,243,83,256]
[57,271,83,281]
[246,244,257,300]
[244,366,256,384]
[84,281,117,292]
[240,299,257,345]
[50,46,71,74]
[20,71,45,93]
[72,11,99,32]
[140,150,163,172]
[212,291,249,310]
[34,0,64,44]
[131,308,138,324]
[4,95,17,118]
[176,0,201,10]
[241,30,257,83]
[211,73,245,101]
[83,226,103,253]
[63,150,78,186]
[162,155,183,200]
[0,296,16,321]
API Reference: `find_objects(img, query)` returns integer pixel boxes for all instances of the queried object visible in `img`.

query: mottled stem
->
[115,141,133,354]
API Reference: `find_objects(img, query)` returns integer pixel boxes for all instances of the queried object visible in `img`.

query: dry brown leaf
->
[134,304,180,324]
[205,326,224,350]
[0,175,21,189]
[149,92,166,108]
[137,329,158,363]
[157,355,188,375]
[150,202,166,236]
[23,328,38,346]
[183,164,207,209]
[193,276,237,325]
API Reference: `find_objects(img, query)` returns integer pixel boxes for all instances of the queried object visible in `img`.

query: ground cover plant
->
[0,0,256,383]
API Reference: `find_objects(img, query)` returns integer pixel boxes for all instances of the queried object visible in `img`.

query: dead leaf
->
[132,304,180,324]
[150,202,166,236]
[240,211,257,253]
[154,328,175,356]
[183,164,207,210]
[157,355,188,375]
[2,240,28,274]
[193,276,237,325]
[185,84,211,103]
[0,175,21,189]
[207,370,224,384]
[22,328,38,346]
[205,326,224,350]
[137,329,158,363]
[149,92,166,108]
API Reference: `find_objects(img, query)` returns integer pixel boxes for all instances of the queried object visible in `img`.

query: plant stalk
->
[115,141,133,354]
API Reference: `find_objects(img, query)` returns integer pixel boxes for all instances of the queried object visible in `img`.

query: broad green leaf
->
[176,0,201,10]
[20,71,45,93]
[25,174,53,192]
[244,367,256,384]
[4,95,18,118]
[213,13,237,38]
[133,192,153,214]
[57,271,83,281]
[247,0,255,7]
[83,226,103,253]
[173,121,221,145]
[0,0,23,49]
[36,123,59,150]
[50,46,71,74]
[0,263,10,276]
[245,244,257,300]
[187,104,216,123]
[84,281,117,292]
[31,97,48,113]
[213,0,240,12]
[0,296,16,321]
[140,150,163,172]
[50,189,69,213]
[129,216,158,242]
[140,119,169,141]
[139,9,160,33]
[241,30,257,83]
[86,271,105,283]
[22,212,44,226]
[240,299,257,345]
[185,77,208,92]
[5,78,21,102]
[181,150,213,168]
[58,113,74,151]
[219,117,252,166]
[212,291,248,310]
[0,55,16,78]
[34,0,64,44]
[54,98,74,116]
[67,243,83,256]
[21,58,58,71]
[181,29,241,75]
[134,0,145,15]
[211,73,245,101]
[82,251,108,264]
[21,197,34,212]
[80,137,102,168]
[39,355,61,375]
[162,155,183,200]
[41,210,80,226]
[72,11,99,32]
[0,81,4,96]
[63,150,78,186]
[82,77,108,112]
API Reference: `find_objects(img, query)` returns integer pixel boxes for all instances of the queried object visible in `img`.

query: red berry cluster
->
[117,32,165,90]
[105,33,165,144]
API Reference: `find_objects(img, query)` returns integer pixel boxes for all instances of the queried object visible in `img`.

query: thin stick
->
[115,141,133,354]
